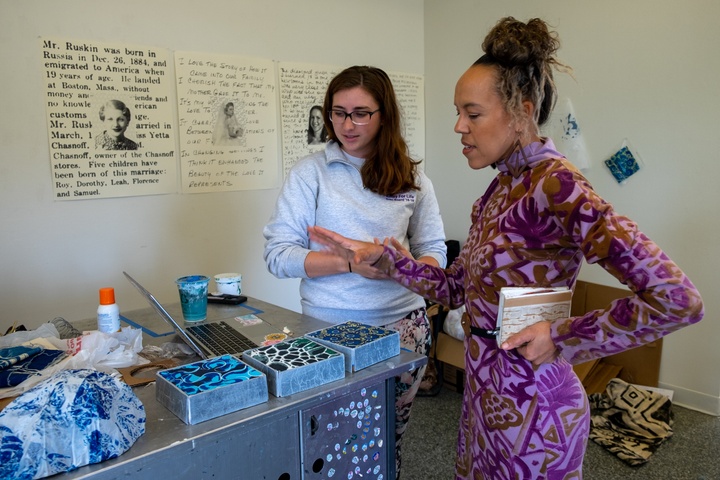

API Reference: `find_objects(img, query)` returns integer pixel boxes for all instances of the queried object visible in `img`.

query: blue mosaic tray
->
[241,337,345,397]
[305,321,401,372]
[155,354,268,425]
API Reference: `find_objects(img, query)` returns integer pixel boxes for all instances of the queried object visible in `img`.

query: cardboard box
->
[241,337,345,397]
[304,321,400,372]
[434,331,464,370]
[571,280,663,393]
[441,362,465,393]
[155,354,268,425]
[430,281,663,395]
[573,359,623,395]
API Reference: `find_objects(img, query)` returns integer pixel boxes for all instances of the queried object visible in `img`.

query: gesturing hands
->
[308,225,386,265]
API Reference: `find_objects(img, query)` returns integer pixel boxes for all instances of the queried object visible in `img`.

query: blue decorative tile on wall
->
[605,145,640,183]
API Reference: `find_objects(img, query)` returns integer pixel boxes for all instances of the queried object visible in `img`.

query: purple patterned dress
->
[375,138,704,479]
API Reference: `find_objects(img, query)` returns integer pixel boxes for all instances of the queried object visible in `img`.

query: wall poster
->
[175,52,278,193]
[278,63,426,177]
[41,39,425,198]
[388,71,425,165]
[278,62,340,178]
[41,37,177,200]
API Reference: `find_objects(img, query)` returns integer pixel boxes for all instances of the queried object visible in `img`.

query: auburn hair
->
[323,66,420,196]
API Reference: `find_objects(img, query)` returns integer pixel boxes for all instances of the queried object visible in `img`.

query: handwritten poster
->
[41,37,177,200]
[388,71,425,164]
[278,62,426,177]
[278,62,340,177]
[175,52,278,193]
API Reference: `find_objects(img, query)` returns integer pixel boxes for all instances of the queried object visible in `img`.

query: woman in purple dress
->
[308,17,704,480]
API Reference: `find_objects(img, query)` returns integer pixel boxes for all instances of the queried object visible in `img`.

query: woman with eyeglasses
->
[263,65,447,478]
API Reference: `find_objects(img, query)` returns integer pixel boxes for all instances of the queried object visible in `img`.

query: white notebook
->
[496,287,572,346]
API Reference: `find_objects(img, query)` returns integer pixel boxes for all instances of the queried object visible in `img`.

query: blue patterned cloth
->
[0,369,146,479]
[0,347,67,388]
[0,345,43,370]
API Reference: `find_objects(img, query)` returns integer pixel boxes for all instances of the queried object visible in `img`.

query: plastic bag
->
[0,327,145,401]
[0,369,145,479]
[64,326,145,370]
[0,324,61,349]
[1,324,143,370]
[443,306,466,341]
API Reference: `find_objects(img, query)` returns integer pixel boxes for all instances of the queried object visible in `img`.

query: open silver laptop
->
[123,271,259,359]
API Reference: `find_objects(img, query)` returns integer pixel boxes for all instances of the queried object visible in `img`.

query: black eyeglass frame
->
[328,109,381,126]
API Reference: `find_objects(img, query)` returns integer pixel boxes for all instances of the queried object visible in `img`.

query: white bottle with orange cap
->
[97,287,120,333]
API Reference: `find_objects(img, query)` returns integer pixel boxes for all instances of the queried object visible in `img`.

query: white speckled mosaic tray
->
[241,337,345,397]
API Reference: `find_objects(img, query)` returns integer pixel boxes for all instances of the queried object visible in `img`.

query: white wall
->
[424,0,720,414]
[0,0,423,323]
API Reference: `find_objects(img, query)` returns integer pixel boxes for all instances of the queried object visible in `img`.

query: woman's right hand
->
[349,260,390,279]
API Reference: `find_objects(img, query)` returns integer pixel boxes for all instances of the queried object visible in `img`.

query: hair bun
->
[482,17,559,68]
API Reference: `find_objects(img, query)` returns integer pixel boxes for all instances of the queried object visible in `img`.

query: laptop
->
[123,271,259,360]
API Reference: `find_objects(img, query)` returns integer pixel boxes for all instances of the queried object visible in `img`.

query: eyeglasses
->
[328,109,380,126]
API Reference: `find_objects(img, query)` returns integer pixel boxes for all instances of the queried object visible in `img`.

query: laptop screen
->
[123,271,208,359]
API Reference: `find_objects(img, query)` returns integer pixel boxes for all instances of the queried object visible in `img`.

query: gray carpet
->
[402,387,720,479]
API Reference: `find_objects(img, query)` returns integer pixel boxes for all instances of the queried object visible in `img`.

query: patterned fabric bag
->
[0,369,145,479]
[0,346,67,388]
[588,378,674,465]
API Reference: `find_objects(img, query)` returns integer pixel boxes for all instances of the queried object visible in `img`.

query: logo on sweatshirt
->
[385,193,415,202]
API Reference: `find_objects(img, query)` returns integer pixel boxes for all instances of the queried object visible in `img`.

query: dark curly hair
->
[474,17,570,129]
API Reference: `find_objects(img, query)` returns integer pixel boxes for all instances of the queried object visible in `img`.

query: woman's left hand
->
[500,321,559,366]
[308,226,385,265]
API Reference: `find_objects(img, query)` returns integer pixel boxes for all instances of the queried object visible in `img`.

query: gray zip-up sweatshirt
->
[263,141,447,327]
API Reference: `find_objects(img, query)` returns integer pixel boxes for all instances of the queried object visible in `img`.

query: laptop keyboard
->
[185,321,258,356]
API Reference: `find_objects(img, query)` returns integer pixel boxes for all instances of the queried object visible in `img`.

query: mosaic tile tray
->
[305,321,400,372]
[241,337,345,397]
[155,354,268,425]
